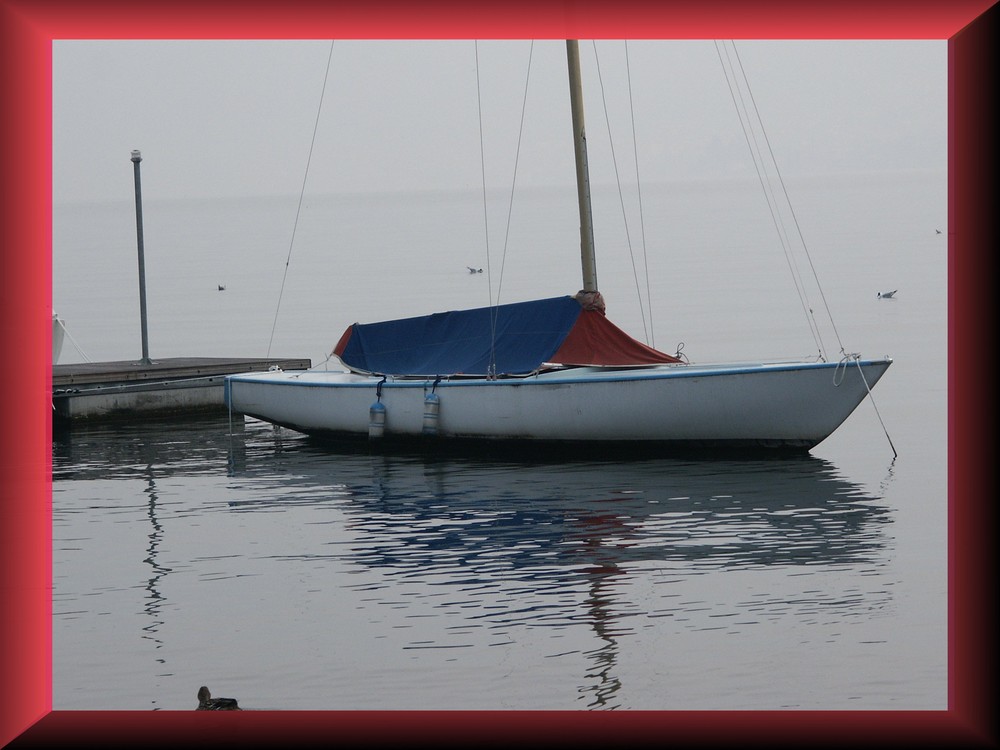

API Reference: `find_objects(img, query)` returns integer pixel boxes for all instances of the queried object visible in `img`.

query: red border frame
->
[2,1,995,745]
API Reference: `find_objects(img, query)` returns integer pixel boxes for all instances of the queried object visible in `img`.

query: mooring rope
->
[853,356,897,458]
[833,352,896,457]
[57,318,93,363]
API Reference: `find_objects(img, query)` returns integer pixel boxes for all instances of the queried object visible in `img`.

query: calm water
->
[51,171,947,710]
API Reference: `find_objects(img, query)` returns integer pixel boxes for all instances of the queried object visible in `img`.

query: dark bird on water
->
[218,284,226,291]
[197,686,241,710]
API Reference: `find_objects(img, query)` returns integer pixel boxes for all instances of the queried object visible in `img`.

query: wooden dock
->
[53,356,311,422]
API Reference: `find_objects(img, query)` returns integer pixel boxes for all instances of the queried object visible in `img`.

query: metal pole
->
[131,149,151,364]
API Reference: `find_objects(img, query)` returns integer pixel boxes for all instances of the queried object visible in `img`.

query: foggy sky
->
[52,39,946,205]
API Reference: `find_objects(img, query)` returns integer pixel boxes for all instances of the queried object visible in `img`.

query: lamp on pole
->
[131,149,151,365]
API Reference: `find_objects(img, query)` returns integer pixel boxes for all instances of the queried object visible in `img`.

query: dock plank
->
[52,356,312,421]
[53,357,311,387]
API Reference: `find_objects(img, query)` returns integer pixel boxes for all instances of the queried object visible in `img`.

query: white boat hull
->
[225,358,891,451]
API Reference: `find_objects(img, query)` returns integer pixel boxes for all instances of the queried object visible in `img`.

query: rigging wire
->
[716,40,849,361]
[266,40,335,359]
[719,41,894,455]
[624,40,656,349]
[476,40,535,377]
[474,41,498,377]
[590,41,650,344]
[494,40,535,310]
[715,40,824,359]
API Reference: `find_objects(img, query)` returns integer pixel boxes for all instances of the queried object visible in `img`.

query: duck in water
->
[197,686,241,710]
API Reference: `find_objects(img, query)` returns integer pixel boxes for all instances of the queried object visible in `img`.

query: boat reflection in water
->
[53,417,893,709]
[228,424,893,708]
[225,427,892,569]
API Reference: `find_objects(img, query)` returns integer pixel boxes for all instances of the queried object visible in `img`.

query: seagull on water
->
[466,266,483,274]
[877,289,897,299]
[197,686,241,710]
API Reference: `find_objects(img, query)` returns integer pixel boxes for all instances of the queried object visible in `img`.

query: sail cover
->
[333,296,681,376]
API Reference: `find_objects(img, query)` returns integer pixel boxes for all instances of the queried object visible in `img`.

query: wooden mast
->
[566,40,599,294]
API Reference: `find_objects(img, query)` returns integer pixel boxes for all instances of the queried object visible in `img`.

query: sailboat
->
[225,41,891,452]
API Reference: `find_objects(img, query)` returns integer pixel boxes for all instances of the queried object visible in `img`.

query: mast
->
[566,40,598,293]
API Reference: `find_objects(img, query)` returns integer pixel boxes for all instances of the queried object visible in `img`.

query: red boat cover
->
[550,307,682,366]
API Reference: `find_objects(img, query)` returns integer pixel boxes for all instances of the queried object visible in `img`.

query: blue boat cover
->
[333,295,681,376]
[334,296,583,376]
